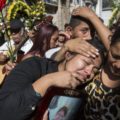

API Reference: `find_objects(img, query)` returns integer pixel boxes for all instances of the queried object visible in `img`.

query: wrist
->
[32,75,53,97]
[88,13,98,22]
[64,41,70,52]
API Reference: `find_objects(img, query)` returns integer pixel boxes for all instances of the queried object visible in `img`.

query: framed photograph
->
[35,87,86,120]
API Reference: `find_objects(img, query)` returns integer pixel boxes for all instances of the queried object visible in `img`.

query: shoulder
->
[13,56,58,76]
[17,56,57,69]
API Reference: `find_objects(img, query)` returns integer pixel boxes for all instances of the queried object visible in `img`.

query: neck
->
[58,60,66,72]
[101,64,120,88]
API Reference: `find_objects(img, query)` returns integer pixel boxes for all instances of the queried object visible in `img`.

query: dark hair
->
[88,39,106,67]
[29,23,58,56]
[10,19,24,33]
[69,16,95,38]
[110,26,120,46]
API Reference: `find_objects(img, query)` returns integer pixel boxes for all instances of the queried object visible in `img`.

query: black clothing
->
[0,56,58,120]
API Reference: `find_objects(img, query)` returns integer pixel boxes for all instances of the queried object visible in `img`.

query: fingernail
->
[92,55,96,58]
[96,52,99,55]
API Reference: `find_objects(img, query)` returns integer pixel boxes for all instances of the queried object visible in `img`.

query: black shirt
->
[0,56,58,120]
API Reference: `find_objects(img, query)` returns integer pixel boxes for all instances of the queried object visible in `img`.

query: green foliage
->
[108,0,120,27]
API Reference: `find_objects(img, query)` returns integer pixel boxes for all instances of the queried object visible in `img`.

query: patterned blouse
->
[84,73,120,120]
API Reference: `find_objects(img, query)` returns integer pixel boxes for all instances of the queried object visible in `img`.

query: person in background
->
[2,20,59,76]
[0,19,33,63]
[56,32,69,47]
[22,21,59,60]
[45,31,69,59]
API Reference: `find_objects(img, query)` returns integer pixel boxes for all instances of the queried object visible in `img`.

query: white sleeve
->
[20,39,33,54]
[0,42,8,53]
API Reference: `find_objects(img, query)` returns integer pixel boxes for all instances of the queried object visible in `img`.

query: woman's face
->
[56,35,66,47]
[50,31,59,48]
[108,42,120,76]
[65,54,101,83]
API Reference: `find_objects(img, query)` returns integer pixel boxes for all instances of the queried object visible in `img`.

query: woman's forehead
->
[93,55,102,68]
[77,54,101,67]
[75,54,92,64]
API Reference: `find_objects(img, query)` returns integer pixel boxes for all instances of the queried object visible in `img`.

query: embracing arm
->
[54,38,99,62]
[32,71,81,96]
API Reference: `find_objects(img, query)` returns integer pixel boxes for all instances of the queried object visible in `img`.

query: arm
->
[54,38,99,62]
[72,7,112,50]
[32,71,81,97]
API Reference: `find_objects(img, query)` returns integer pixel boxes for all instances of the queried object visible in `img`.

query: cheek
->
[68,61,85,72]
[50,39,55,48]
[74,31,82,38]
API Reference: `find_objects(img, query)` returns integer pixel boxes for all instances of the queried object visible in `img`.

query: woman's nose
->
[85,65,94,75]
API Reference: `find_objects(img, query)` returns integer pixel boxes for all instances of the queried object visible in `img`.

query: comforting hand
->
[72,7,96,19]
[45,71,80,89]
[64,38,99,58]
[33,71,81,96]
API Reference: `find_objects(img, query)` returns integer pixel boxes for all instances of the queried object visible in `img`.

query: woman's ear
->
[65,26,72,38]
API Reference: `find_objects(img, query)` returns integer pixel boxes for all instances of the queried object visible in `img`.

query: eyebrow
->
[83,57,93,65]
[111,50,120,59]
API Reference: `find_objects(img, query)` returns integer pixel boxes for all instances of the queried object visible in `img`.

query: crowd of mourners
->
[0,7,120,120]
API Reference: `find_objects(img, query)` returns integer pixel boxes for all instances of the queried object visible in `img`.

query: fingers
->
[72,7,85,16]
[42,109,49,120]
[69,72,84,89]
[76,46,99,58]
[68,38,99,58]
[75,48,91,57]
[7,61,16,69]
[4,61,16,75]
[72,72,86,84]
